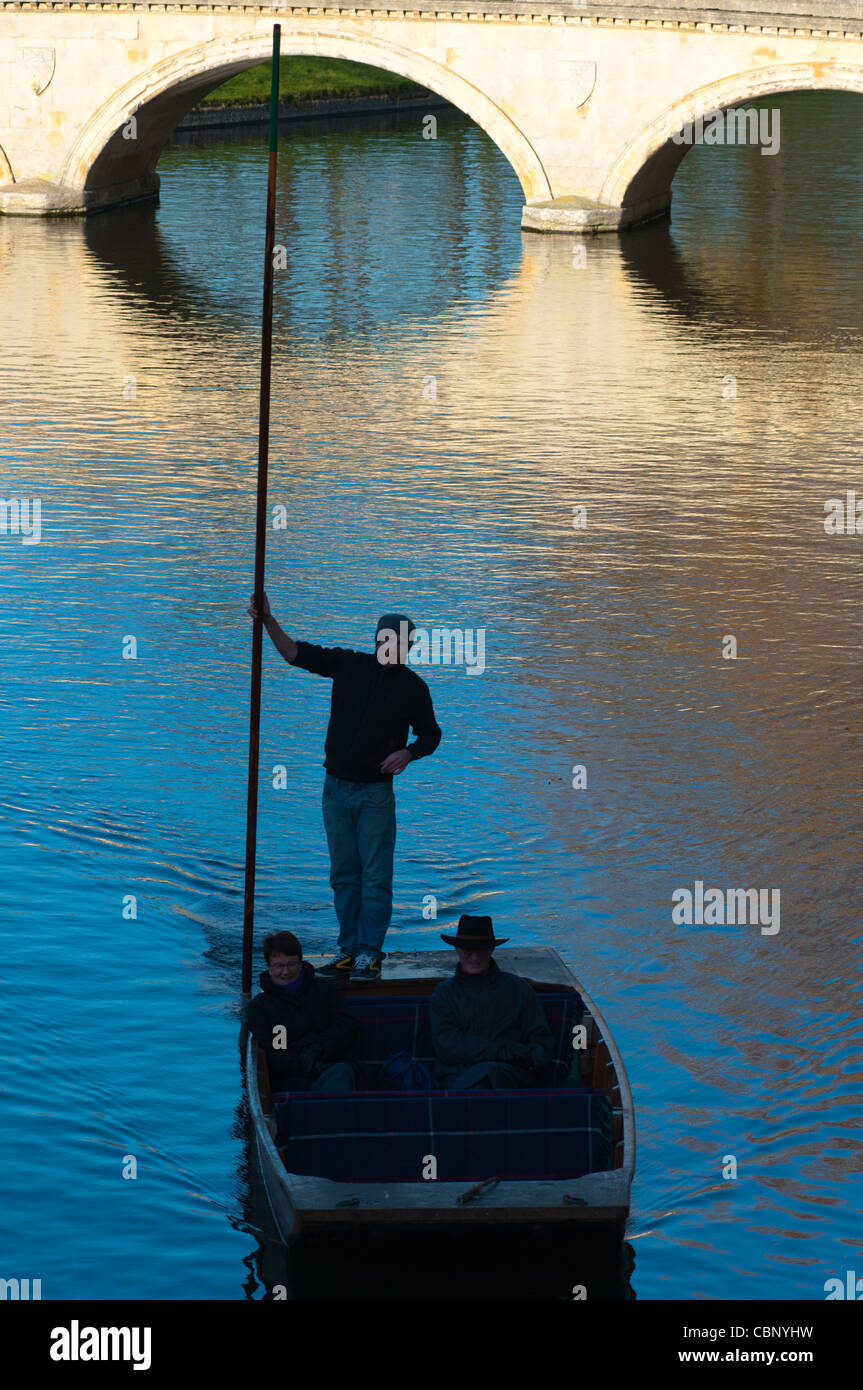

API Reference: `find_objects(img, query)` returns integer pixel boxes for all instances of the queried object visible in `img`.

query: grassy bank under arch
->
[199,55,427,108]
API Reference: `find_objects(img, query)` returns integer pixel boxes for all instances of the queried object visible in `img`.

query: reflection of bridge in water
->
[0,144,848,499]
[1,1,863,228]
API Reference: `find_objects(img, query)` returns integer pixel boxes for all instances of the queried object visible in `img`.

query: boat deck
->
[304,946,579,993]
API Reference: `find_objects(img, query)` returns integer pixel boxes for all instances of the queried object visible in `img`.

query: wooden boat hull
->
[246,948,635,1246]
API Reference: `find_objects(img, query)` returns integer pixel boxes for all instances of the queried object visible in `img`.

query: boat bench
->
[270,991,614,1183]
[342,989,587,1088]
[272,1087,614,1182]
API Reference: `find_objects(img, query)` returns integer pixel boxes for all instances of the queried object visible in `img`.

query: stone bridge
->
[1,0,862,229]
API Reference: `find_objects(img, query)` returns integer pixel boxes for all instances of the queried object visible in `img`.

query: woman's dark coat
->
[247,963,357,1090]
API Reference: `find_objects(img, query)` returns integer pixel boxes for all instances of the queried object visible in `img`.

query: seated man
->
[248,930,357,1092]
[429,916,554,1089]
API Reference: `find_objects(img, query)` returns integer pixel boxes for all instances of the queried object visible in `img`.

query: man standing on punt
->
[248,593,442,981]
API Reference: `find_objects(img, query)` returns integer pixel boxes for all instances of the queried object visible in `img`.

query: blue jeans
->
[322,773,396,958]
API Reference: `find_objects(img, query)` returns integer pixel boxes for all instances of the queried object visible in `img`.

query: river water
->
[1,92,862,1300]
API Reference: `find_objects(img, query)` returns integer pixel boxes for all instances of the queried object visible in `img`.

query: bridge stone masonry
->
[1,1,862,230]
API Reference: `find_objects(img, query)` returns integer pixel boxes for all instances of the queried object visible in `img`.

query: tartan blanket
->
[339,989,585,1086]
[272,1086,613,1182]
[268,990,610,1183]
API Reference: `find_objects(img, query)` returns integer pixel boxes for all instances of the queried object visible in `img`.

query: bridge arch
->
[62,26,551,206]
[601,62,863,212]
[0,144,13,184]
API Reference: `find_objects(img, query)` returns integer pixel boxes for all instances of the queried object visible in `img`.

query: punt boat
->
[246,946,635,1247]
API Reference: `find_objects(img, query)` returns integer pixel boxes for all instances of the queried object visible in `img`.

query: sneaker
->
[350,953,381,981]
[317,953,355,979]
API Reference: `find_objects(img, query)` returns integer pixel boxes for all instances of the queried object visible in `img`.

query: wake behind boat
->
[246,947,635,1246]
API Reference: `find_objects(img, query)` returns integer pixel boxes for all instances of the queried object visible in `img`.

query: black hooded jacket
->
[247,963,357,1089]
[290,640,441,783]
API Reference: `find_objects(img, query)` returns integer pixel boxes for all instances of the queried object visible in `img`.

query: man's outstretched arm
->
[248,590,297,664]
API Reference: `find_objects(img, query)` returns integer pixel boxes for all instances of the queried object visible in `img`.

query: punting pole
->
[241,23,281,1014]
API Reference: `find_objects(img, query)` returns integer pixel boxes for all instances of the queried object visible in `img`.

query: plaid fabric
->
[346,998,438,1071]
[273,1087,613,1182]
[268,991,605,1183]
[340,990,585,1075]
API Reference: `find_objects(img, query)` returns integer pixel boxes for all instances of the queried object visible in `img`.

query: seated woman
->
[248,930,357,1092]
[429,916,554,1089]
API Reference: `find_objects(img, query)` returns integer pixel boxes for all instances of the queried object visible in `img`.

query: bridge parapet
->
[1,0,862,225]
[4,1,863,28]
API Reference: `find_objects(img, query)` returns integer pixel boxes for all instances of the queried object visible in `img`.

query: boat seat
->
[339,989,586,1088]
[271,1086,614,1182]
[267,991,611,1183]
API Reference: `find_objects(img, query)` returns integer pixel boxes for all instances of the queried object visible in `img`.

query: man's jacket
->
[429,958,555,1083]
[247,963,357,1089]
[290,640,441,783]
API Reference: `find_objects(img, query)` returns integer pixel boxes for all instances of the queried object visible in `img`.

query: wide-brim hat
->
[440,914,509,948]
